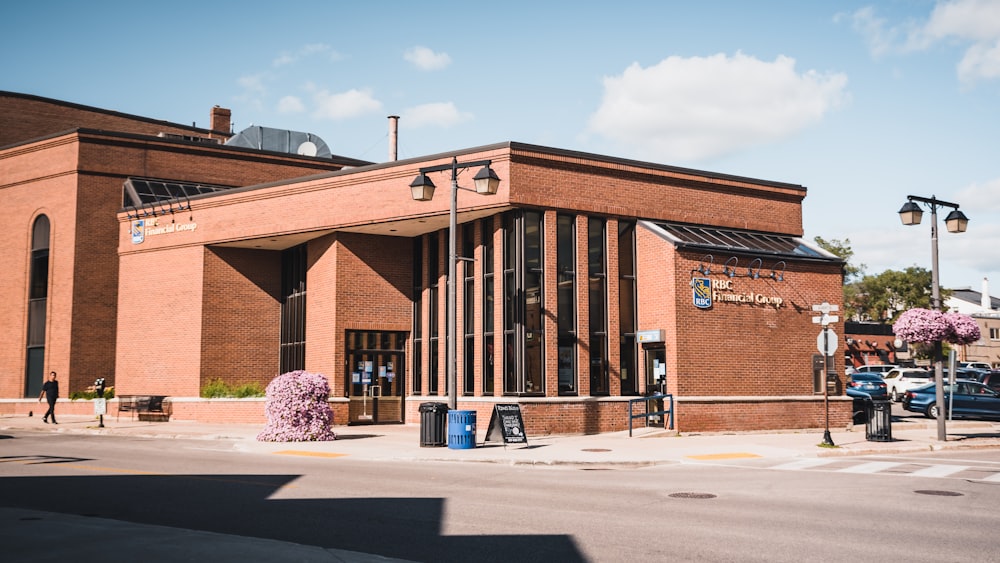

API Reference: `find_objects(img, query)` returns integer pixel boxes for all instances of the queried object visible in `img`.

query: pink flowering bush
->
[257,370,336,442]
[893,308,980,345]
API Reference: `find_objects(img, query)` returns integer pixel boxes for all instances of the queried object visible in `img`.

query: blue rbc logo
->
[130,220,145,244]
[692,277,712,309]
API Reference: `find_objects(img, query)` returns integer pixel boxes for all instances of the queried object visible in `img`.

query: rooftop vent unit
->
[224,125,332,158]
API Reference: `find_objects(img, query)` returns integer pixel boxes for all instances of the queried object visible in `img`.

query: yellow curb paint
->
[274,450,349,458]
[685,452,762,460]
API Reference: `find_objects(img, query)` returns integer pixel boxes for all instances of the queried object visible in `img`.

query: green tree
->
[850,267,943,323]
[813,236,865,282]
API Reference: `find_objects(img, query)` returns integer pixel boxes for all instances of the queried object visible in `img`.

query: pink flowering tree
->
[257,370,337,442]
[893,308,980,345]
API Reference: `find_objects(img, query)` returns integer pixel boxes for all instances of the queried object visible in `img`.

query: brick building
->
[2,91,851,433]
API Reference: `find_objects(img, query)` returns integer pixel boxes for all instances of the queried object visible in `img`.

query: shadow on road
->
[0,473,584,562]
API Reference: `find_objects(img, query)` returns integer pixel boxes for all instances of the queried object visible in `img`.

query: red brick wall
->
[201,247,282,388]
[115,246,206,396]
[508,148,805,236]
[67,175,123,392]
[0,91,228,148]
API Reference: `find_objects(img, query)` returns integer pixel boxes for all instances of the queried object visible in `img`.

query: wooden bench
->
[117,395,171,421]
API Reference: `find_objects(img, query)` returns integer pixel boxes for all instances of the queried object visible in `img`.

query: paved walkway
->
[4,412,1000,465]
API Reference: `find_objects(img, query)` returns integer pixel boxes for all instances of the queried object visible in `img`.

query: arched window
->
[25,215,50,397]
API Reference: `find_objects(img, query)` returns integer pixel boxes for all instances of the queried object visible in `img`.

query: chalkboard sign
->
[485,403,528,445]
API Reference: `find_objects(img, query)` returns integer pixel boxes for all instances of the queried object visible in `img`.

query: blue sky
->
[3,0,999,295]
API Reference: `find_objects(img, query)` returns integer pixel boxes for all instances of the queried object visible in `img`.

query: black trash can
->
[865,399,893,442]
[419,402,448,447]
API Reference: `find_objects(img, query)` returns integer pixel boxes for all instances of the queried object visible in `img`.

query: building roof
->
[949,287,999,310]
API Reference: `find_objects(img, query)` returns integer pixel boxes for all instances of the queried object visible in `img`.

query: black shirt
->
[42,380,59,401]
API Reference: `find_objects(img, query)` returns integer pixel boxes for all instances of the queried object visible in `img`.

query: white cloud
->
[404,46,451,71]
[312,88,383,120]
[238,73,267,95]
[586,52,848,162]
[277,95,305,114]
[402,102,472,128]
[838,6,905,57]
[273,43,338,67]
[846,1,1000,83]
[958,177,1000,212]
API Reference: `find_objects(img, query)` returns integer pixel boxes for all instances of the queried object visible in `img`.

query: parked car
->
[960,361,993,371]
[845,372,888,399]
[883,368,933,402]
[902,380,1000,420]
[860,364,897,374]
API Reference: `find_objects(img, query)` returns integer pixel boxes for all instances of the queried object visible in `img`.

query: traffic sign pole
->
[813,303,839,447]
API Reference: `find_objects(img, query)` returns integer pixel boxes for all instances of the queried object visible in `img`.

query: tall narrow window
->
[482,218,495,395]
[412,237,423,395]
[428,231,440,395]
[25,215,50,398]
[557,214,577,394]
[462,222,475,395]
[524,211,543,394]
[618,221,638,395]
[503,213,518,393]
[279,244,307,374]
[502,210,545,395]
[588,217,609,395]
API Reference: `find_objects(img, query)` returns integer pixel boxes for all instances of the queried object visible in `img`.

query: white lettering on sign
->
[143,219,198,237]
[712,290,783,308]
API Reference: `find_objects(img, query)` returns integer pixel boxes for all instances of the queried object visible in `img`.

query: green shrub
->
[69,388,116,400]
[200,379,265,398]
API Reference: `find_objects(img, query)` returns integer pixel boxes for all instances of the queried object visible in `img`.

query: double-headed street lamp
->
[898,194,969,441]
[410,157,501,410]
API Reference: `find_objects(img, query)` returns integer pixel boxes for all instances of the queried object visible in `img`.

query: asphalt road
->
[2,430,1000,562]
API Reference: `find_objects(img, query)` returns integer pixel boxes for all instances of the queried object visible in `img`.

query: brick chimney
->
[210,105,232,140]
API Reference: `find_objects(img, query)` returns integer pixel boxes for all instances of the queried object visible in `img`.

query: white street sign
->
[817,329,838,356]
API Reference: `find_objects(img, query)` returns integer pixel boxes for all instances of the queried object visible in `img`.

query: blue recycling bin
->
[447,410,477,449]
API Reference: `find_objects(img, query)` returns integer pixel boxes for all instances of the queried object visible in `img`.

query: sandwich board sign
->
[484,403,528,446]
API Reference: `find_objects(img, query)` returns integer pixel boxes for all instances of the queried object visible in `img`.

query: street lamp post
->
[410,157,500,410]
[898,195,969,441]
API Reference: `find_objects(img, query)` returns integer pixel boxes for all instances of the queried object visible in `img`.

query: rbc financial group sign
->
[692,278,784,309]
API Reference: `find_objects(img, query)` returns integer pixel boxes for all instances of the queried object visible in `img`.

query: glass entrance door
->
[346,331,405,424]
[644,345,667,394]
[642,344,667,426]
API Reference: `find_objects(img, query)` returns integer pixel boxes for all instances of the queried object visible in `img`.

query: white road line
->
[772,459,837,471]
[907,465,969,478]
[839,461,901,474]
[982,473,1000,482]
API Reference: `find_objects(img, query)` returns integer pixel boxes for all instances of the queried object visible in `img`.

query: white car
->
[883,368,933,402]
[960,361,993,371]
[860,364,898,375]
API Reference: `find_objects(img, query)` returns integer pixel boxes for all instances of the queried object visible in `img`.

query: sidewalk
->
[4,413,1000,465]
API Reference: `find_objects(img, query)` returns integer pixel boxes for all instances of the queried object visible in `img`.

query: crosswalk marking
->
[772,458,837,471]
[907,465,969,478]
[839,461,902,474]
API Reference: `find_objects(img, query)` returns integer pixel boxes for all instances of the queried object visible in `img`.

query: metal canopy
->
[653,221,829,260]
[123,177,234,209]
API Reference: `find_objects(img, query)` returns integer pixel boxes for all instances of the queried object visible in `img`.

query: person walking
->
[38,371,59,424]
